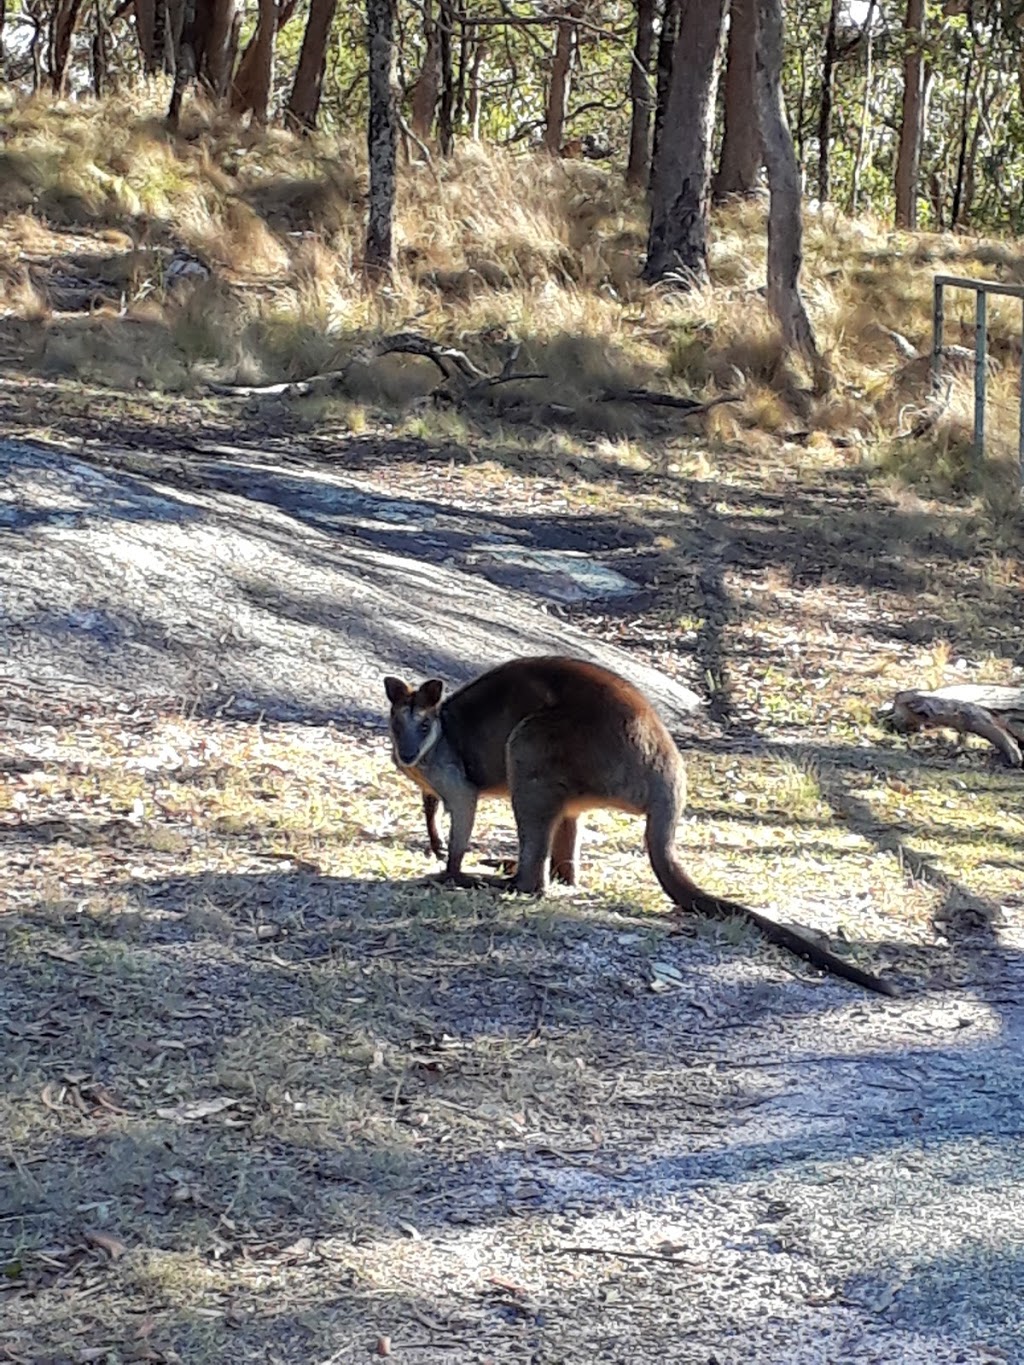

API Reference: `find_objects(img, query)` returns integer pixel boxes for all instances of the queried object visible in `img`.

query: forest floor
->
[3,386,1024,1365]
[3,95,1024,1364]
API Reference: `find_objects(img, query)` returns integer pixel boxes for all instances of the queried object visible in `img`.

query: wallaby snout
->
[394,715,433,765]
[384,675,444,768]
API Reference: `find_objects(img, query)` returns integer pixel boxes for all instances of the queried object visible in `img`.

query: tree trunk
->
[166,0,196,129]
[755,0,830,392]
[286,0,339,131]
[155,0,179,77]
[650,0,680,183]
[229,0,297,119]
[847,0,878,215]
[132,0,158,73]
[28,3,44,89]
[895,0,926,228]
[91,0,107,95]
[961,65,998,228]
[643,0,727,286]
[714,0,761,198]
[409,0,439,141]
[544,3,581,156]
[466,31,485,139]
[49,0,85,93]
[437,0,455,153]
[950,4,978,229]
[794,36,807,175]
[230,0,279,122]
[366,0,397,277]
[626,0,656,188]
[817,0,840,202]
[202,0,237,97]
[454,12,468,130]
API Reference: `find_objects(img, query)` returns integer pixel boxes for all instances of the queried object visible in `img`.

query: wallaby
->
[384,656,896,996]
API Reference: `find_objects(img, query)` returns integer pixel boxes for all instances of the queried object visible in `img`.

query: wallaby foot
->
[481,856,519,876]
[481,855,575,885]
[420,869,485,890]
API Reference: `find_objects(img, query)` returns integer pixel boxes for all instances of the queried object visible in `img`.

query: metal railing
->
[931,273,1024,483]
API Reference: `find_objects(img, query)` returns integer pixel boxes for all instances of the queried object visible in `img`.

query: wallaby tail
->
[644,811,897,998]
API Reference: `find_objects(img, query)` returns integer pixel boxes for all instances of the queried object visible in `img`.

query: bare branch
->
[599,389,741,414]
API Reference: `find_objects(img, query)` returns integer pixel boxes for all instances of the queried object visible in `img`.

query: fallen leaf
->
[85,1229,127,1260]
[40,946,83,964]
[156,1097,238,1122]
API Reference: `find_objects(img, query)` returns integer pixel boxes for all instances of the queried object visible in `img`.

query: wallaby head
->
[384,675,445,767]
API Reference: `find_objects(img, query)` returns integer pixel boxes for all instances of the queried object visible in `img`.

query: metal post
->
[974,289,987,460]
[932,278,944,392]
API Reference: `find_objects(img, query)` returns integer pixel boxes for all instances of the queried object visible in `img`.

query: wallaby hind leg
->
[510,796,561,894]
[506,716,569,895]
[550,816,580,886]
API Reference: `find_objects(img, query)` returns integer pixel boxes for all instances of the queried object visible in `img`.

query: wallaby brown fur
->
[384,656,896,996]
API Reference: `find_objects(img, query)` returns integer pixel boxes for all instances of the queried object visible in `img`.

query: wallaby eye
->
[419,720,431,734]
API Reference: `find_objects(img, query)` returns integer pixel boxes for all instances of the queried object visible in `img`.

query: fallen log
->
[878,684,1024,767]
[207,332,737,419]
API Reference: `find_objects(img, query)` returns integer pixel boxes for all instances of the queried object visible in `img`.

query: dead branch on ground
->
[599,388,740,415]
[207,332,503,398]
[207,333,736,418]
[878,684,1024,767]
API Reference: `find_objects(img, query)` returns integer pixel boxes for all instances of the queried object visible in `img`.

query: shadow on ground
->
[4,848,1024,1361]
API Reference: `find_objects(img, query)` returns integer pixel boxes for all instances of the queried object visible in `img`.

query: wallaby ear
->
[416,679,444,709]
[384,676,410,705]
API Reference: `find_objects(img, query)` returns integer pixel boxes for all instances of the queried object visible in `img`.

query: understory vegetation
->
[0,87,1022,506]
